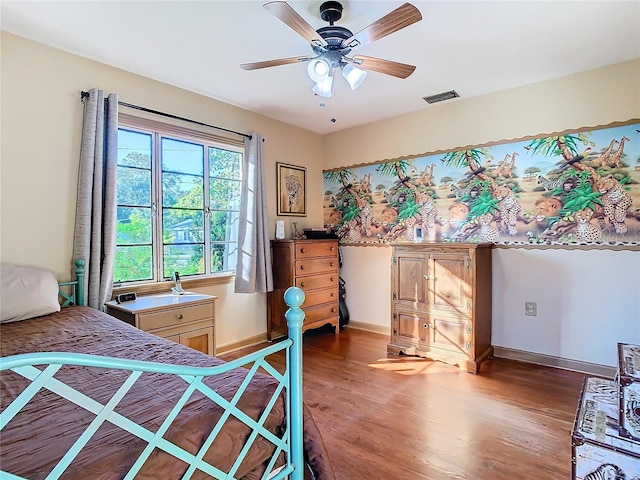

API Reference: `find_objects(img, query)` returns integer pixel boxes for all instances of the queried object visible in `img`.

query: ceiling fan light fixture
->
[307,57,332,83]
[312,76,334,97]
[341,63,367,90]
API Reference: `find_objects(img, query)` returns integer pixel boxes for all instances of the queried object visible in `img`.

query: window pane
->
[117,166,151,206]
[210,210,239,242]
[210,178,241,210]
[162,138,203,175]
[163,209,204,243]
[117,207,152,244]
[163,244,204,278]
[209,147,241,180]
[211,243,236,272]
[114,246,152,283]
[163,173,203,208]
[118,130,151,168]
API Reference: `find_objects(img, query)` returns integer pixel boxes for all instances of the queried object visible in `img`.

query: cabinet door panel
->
[394,310,429,346]
[428,254,471,313]
[431,314,466,353]
[180,326,214,356]
[394,254,428,309]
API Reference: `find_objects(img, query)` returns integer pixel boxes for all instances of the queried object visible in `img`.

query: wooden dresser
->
[388,242,493,373]
[267,239,340,340]
[105,292,216,356]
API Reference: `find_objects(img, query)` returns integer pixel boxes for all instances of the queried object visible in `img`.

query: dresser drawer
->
[139,303,212,331]
[295,242,337,259]
[296,272,337,291]
[295,257,338,275]
[303,287,338,308]
[304,302,339,324]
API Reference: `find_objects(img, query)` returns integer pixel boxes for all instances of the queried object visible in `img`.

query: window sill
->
[112,274,234,298]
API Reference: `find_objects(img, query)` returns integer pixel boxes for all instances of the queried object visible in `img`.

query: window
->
[115,117,243,285]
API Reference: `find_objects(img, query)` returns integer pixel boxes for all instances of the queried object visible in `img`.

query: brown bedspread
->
[0,307,335,480]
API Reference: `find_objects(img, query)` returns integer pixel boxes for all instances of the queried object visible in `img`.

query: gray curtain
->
[72,89,118,308]
[235,133,273,293]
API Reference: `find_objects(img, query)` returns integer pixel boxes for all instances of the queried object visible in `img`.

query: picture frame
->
[277,162,306,216]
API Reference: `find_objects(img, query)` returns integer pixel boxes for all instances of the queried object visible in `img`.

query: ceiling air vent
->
[423,90,460,104]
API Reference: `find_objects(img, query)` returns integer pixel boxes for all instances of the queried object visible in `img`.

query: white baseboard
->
[493,346,616,378]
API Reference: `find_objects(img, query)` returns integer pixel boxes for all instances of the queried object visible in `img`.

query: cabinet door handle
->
[177,314,183,319]
[423,275,437,281]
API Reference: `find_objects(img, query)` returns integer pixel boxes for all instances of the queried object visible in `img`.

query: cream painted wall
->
[329,59,640,367]
[0,32,326,348]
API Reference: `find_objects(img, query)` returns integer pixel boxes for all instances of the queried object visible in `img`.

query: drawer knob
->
[423,323,429,328]
[330,246,335,251]
[177,314,184,319]
[331,307,336,313]
[331,292,335,297]
[301,248,306,253]
[330,277,335,282]
[300,265,305,270]
[329,262,334,267]
[300,282,305,288]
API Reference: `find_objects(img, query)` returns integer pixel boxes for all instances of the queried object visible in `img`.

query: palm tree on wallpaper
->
[323,168,361,224]
[440,148,501,240]
[375,159,421,224]
[525,133,607,241]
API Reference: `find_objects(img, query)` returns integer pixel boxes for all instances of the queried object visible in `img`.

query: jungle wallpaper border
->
[323,120,640,246]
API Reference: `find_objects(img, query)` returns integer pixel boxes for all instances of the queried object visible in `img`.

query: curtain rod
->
[80,91,252,140]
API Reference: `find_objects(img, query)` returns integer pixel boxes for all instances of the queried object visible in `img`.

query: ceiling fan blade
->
[263,1,327,47]
[241,56,311,70]
[353,55,416,79]
[341,3,422,51]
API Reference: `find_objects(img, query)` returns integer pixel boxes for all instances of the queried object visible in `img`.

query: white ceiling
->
[2,1,639,135]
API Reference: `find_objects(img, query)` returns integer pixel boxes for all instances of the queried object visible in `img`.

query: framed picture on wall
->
[276,162,306,216]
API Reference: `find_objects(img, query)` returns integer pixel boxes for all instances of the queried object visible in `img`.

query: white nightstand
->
[105,292,217,356]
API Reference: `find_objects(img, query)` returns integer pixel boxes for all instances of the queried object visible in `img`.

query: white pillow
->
[0,264,61,323]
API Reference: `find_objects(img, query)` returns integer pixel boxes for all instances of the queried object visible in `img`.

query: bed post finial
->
[284,286,305,480]
[74,259,86,306]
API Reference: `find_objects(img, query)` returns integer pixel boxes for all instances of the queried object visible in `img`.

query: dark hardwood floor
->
[220,327,587,480]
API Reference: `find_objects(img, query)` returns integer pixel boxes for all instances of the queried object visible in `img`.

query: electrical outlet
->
[525,301,537,317]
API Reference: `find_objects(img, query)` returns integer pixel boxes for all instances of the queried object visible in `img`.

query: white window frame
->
[115,113,244,287]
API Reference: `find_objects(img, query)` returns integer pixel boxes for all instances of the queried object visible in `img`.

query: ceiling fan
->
[240,1,423,97]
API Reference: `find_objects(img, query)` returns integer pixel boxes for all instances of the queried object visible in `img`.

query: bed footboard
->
[0,287,306,480]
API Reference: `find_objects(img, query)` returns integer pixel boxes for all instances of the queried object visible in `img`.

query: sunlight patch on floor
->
[369,357,460,375]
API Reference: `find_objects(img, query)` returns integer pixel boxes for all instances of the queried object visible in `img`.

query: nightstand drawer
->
[303,287,338,307]
[139,303,212,331]
[295,257,338,275]
[295,242,337,259]
[296,272,337,291]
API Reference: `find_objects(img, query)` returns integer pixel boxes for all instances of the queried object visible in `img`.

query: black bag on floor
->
[338,277,350,328]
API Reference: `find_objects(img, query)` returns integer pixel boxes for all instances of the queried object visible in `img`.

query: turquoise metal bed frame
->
[0,260,306,480]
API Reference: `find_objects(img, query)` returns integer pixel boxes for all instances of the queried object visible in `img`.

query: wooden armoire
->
[267,239,340,340]
[388,242,493,373]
